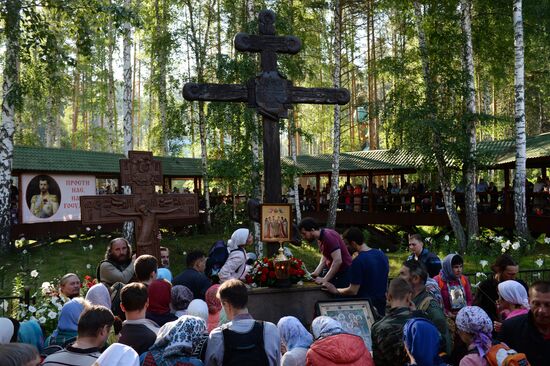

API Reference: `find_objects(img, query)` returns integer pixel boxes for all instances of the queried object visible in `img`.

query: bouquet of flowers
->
[246,256,308,287]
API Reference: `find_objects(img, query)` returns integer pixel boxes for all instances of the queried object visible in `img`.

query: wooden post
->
[542,167,547,178]
[368,173,374,212]
[316,173,321,212]
[346,173,351,184]
[400,173,405,186]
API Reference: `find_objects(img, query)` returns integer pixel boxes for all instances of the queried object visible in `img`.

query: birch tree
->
[327,0,342,229]
[413,2,468,252]
[0,0,21,251]
[513,0,530,239]
[460,0,479,243]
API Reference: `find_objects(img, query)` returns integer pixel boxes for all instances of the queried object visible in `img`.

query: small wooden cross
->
[80,151,199,260]
[183,9,349,203]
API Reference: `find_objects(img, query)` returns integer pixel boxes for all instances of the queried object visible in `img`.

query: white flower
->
[1,300,8,312]
[183,251,187,256]
[86,227,91,231]
[297,281,304,286]
[97,225,102,230]
[425,237,432,243]
[89,244,93,250]
[28,305,37,313]
[512,242,520,250]
[86,264,91,269]
[47,310,57,319]
[82,246,87,251]
[56,303,63,311]
[38,317,46,324]
[22,249,28,254]
[41,281,51,289]
[479,260,488,268]
[544,237,550,244]
[536,258,544,268]
[501,248,506,253]
[30,270,39,278]
[444,235,450,242]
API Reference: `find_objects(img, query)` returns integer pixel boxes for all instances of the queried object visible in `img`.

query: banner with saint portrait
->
[21,174,96,223]
[260,204,292,242]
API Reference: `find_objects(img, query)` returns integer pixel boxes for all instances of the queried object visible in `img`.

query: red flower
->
[260,274,267,283]
[262,268,269,275]
[84,275,91,281]
[269,271,276,279]
[87,282,93,288]
[263,258,269,263]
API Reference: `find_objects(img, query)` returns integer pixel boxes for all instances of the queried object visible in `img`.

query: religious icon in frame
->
[260,204,292,242]
[316,299,375,350]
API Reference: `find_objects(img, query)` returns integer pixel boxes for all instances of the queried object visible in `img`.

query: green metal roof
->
[13,146,203,176]
[12,132,550,176]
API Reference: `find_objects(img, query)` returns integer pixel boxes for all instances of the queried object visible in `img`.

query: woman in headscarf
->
[403,318,448,366]
[277,316,313,366]
[493,280,530,333]
[186,299,209,361]
[59,273,81,300]
[141,315,206,366]
[0,317,19,344]
[147,280,177,327]
[218,228,252,283]
[306,316,373,366]
[45,298,89,347]
[171,285,194,318]
[157,268,173,283]
[205,285,222,332]
[17,320,44,353]
[85,283,111,309]
[94,343,139,366]
[455,306,493,366]
[434,254,473,316]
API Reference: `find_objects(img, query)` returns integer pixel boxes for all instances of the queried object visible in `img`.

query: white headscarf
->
[498,280,530,309]
[0,318,15,343]
[93,343,139,366]
[227,228,249,251]
[186,299,209,323]
[85,284,111,309]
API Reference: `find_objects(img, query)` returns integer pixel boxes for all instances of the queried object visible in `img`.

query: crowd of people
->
[1,221,550,366]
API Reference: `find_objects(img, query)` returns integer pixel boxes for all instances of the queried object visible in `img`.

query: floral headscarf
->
[150,315,206,358]
[205,285,221,314]
[403,318,444,366]
[456,306,493,357]
[311,316,345,340]
[227,228,249,251]
[498,280,530,309]
[85,283,111,309]
[170,285,194,311]
[277,316,313,351]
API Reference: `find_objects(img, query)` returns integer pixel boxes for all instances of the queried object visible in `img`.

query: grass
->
[2,229,550,298]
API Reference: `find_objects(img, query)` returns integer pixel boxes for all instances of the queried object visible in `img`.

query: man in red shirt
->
[298,217,352,287]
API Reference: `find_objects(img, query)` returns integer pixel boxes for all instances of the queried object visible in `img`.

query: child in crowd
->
[434,254,472,316]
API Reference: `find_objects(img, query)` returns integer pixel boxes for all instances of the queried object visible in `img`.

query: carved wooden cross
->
[183,9,349,203]
[80,151,199,260]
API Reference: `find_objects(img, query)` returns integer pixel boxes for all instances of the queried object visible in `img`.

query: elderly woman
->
[171,285,194,318]
[205,285,222,332]
[403,318,448,366]
[218,228,252,283]
[147,280,177,327]
[306,316,373,366]
[277,316,313,366]
[85,283,111,309]
[45,298,89,347]
[493,280,530,332]
[141,315,206,366]
[59,273,81,300]
[455,306,493,366]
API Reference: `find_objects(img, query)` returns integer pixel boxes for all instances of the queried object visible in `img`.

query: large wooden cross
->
[183,9,349,203]
[80,151,199,260]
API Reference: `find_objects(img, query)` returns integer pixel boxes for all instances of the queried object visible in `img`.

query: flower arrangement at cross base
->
[246,256,308,288]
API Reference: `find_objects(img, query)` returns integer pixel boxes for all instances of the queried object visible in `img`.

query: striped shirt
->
[42,345,101,366]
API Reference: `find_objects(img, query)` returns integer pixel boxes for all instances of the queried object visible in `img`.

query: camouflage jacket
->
[371,306,414,366]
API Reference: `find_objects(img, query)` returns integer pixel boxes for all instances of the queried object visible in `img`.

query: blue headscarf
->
[53,298,85,336]
[18,320,44,352]
[157,268,173,283]
[403,318,445,366]
[440,253,461,281]
[277,316,313,351]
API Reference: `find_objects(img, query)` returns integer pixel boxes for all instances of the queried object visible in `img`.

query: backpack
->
[222,321,269,366]
[205,240,229,280]
[485,343,530,366]
[418,294,455,352]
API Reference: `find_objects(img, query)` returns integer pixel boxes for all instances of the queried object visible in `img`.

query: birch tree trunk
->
[289,111,302,223]
[0,0,21,251]
[156,0,169,154]
[122,0,134,242]
[413,2,467,252]
[513,0,530,239]
[198,100,211,227]
[327,0,342,229]
[460,0,479,244]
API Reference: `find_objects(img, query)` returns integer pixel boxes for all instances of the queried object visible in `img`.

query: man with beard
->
[97,237,136,287]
